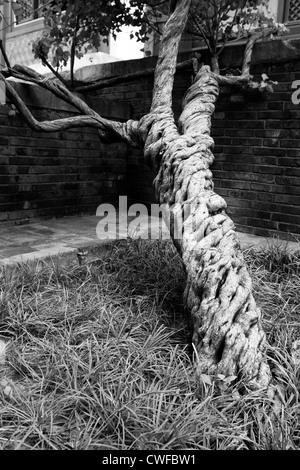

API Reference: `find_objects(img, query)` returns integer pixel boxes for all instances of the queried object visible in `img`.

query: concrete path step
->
[0,213,299,267]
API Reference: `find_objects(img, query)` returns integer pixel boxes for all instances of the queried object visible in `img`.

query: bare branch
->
[0,39,11,69]
[7,65,106,118]
[39,56,70,88]
[215,5,239,59]
[142,9,163,38]
[151,0,192,111]
[5,64,142,143]
[70,15,80,88]
[0,71,141,147]
[2,73,104,132]
[242,33,262,77]
[211,71,275,93]
[242,28,278,77]
[204,28,282,88]
[211,73,255,89]
[187,14,214,56]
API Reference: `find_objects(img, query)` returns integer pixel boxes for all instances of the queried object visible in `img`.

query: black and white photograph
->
[0,0,299,453]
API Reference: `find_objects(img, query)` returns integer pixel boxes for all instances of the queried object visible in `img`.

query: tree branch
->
[142,9,163,38]
[0,39,11,69]
[151,0,192,111]
[212,73,250,86]
[0,71,140,147]
[242,33,262,77]
[186,15,214,56]
[242,28,278,77]
[6,65,105,118]
[218,2,243,57]
[207,28,282,89]
[39,56,69,88]
[70,15,80,88]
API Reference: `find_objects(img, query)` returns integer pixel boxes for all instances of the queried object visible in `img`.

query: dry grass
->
[0,238,299,450]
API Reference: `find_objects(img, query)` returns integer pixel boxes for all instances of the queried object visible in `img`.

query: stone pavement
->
[0,215,109,267]
[0,213,299,267]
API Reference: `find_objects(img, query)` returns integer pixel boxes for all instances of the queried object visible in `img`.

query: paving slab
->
[0,246,76,267]
[0,213,299,267]
[238,232,300,251]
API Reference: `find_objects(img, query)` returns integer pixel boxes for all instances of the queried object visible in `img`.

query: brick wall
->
[93,38,300,241]
[93,53,193,207]
[212,62,300,240]
[0,82,129,224]
[1,37,300,240]
[211,39,300,240]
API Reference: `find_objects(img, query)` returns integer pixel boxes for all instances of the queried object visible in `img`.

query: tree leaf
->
[217,373,226,380]
[200,374,212,385]
[224,375,237,384]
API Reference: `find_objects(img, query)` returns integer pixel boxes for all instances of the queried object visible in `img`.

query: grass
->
[0,238,299,450]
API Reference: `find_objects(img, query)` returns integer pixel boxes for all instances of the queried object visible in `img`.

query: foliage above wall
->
[1,1,287,86]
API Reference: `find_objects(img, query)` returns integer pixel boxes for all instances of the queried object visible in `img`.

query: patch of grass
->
[0,238,299,450]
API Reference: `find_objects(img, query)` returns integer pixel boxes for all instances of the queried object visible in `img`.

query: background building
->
[0,0,144,71]
[1,1,300,70]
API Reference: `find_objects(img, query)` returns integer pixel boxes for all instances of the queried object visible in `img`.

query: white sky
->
[110,26,144,60]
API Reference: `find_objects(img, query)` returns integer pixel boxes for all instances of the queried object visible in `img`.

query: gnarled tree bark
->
[138,0,272,390]
[0,0,274,391]
[149,66,271,390]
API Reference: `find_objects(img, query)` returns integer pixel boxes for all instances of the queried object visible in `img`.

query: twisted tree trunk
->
[138,0,272,390]
[144,67,271,390]
[0,0,273,390]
